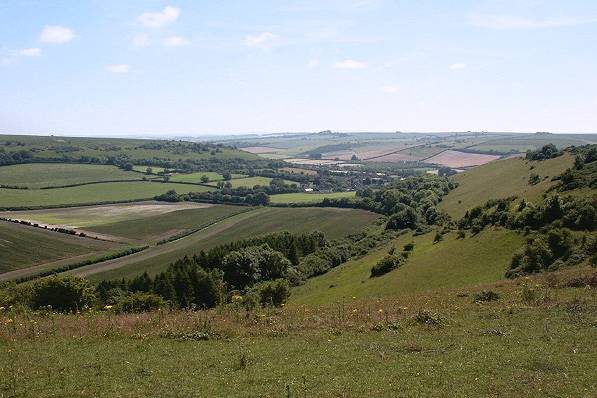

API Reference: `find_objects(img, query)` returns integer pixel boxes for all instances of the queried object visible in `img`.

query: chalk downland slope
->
[439,154,574,219]
[291,228,524,305]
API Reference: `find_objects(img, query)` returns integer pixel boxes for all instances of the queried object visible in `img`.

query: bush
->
[370,255,404,277]
[114,292,167,313]
[257,279,291,307]
[31,275,96,313]
[474,290,500,302]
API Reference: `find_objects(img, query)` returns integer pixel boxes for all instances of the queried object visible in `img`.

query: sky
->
[1,0,596,136]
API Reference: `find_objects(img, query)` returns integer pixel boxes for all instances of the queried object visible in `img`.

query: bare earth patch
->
[425,150,501,168]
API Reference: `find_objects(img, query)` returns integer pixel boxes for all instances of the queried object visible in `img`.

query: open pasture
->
[0,182,212,209]
[424,150,501,168]
[73,207,380,281]
[269,191,356,203]
[239,146,281,154]
[170,172,246,183]
[87,204,249,241]
[0,220,118,273]
[0,163,141,188]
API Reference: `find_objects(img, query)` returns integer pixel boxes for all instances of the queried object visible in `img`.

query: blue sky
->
[1,0,596,136]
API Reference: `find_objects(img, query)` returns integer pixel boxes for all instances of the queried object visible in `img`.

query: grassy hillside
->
[74,207,381,281]
[0,163,142,188]
[439,154,573,218]
[292,229,524,305]
[0,220,118,273]
[0,182,212,209]
[2,266,595,397]
[270,191,356,203]
[87,205,249,241]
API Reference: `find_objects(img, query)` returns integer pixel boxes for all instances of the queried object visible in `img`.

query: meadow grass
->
[439,154,573,218]
[291,228,524,305]
[76,207,381,281]
[0,182,213,209]
[0,221,118,273]
[1,267,595,397]
[169,172,246,183]
[0,163,141,188]
[87,205,249,241]
[269,191,356,204]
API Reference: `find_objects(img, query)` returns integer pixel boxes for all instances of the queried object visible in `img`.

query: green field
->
[439,154,574,218]
[292,229,524,305]
[467,135,596,153]
[73,207,381,281]
[87,205,250,241]
[0,163,142,188]
[0,182,213,209]
[170,172,246,183]
[0,220,118,273]
[132,165,166,174]
[2,266,594,397]
[269,191,356,203]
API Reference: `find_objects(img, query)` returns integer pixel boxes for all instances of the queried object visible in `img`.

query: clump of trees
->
[526,144,562,161]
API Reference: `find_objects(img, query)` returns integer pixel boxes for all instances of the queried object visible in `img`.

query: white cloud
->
[245,32,275,47]
[162,36,190,47]
[380,85,399,93]
[449,63,467,70]
[307,59,320,68]
[333,59,368,69]
[138,6,180,28]
[106,64,130,73]
[40,25,75,43]
[469,14,597,29]
[133,34,151,47]
[19,48,42,57]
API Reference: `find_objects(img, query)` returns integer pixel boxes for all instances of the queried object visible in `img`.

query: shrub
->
[474,290,500,302]
[31,275,96,313]
[413,310,443,326]
[114,292,167,313]
[403,242,414,251]
[370,255,404,277]
[433,231,443,243]
[257,279,291,307]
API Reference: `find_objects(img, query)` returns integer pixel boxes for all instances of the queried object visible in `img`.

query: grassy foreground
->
[1,267,595,397]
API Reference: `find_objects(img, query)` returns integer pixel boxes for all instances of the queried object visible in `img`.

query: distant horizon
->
[1,130,596,140]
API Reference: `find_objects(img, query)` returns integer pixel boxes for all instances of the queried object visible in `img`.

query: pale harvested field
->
[240,146,281,154]
[0,201,212,229]
[285,158,342,165]
[424,150,500,168]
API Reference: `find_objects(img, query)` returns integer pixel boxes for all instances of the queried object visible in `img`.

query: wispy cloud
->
[449,63,467,70]
[245,32,276,48]
[333,59,368,69]
[469,14,597,29]
[380,85,399,93]
[19,48,42,57]
[138,6,180,28]
[40,25,75,43]
[106,64,130,73]
[162,36,190,47]
[132,34,151,47]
